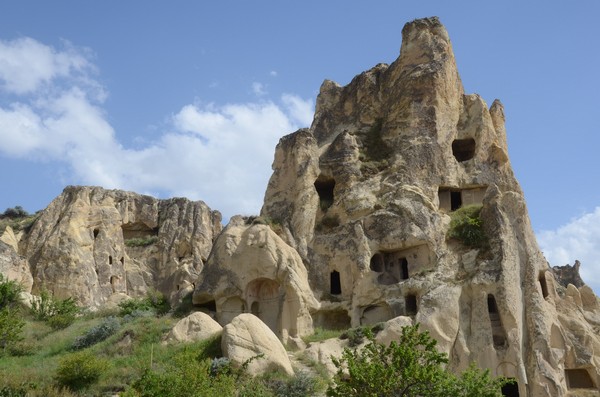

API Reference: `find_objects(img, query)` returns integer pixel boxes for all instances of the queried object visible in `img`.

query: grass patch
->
[124,236,159,247]
[302,327,344,344]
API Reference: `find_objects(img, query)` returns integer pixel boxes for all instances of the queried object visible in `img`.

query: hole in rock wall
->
[93,228,99,239]
[110,276,117,293]
[121,222,159,240]
[330,271,342,295]
[452,138,476,162]
[565,368,595,389]
[539,272,549,299]
[370,253,384,272]
[120,257,124,265]
[501,380,520,397]
[198,300,216,312]
[314,175,335,211]
[401,258,409,280]
[312,309,351,330]
[405,294,418,316]
[451,191,462,211]
[487,294,507,348]
[371,247,429,285]
[109,256,113,265]
[438,187,487,212]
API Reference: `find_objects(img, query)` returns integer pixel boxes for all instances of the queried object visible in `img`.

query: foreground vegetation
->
[1,273,509,396]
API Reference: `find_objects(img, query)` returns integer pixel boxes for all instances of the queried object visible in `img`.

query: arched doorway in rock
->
[246,278,281,335]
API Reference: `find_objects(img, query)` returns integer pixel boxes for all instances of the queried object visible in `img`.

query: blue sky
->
[1,2,599,290]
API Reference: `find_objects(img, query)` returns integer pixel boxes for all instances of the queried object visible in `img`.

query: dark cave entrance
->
[330,270,341,295]
[452,138,476,162]
[314,175,335,211]
[405,294,417,316]
[501,380,519,397]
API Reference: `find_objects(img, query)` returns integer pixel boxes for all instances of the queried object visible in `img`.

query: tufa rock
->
[221,313,294,376]
[18,186,221,307]
[165,311,222,344]
[260,16,600,396]
[552,260,586,289]
[193,216,319,343]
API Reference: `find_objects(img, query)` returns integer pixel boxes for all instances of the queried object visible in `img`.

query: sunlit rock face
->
[19,185,222,308]
[260,16,600,396]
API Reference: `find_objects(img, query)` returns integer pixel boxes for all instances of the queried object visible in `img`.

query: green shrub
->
[124,236,159,247]
[0,274,22,309]
[269,371,317,397]
[447,204,488,248]
[31,290,79,329]
[0,307,24,354]
[72,316,120,350]
[118,289,170,317]
[302,327,344,344]
[55,351,108,391]
[327,324,509,397]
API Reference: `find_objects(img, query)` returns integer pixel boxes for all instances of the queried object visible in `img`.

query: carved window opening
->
[451,191,462,211]
[314,175,335,211]
[176,284,180,291]
[405,294,418,316]
[370,253,384,272]
[539,272,549,299]
[565,368,595,389]
[109,276,117,293]
[452,138,476,162]
[93,228,99,239]
[120,257,124,265]
[109,256,113,265]
[487,294,507,348]
[501,380,519,397]
[401,258,409,280]
[330,271,342,295]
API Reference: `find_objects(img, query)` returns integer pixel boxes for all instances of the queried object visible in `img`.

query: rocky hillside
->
[1,16,599,397]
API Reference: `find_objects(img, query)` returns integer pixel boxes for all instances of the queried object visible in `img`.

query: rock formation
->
[221,313,294,376]
[1,15,599,397]
[6,185,222,307]
[193,215,318,343]
[258,16,600,396]
[164,311,222,344]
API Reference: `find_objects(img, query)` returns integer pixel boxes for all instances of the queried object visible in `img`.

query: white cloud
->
[0,37,91,95]
[0,37,315,220]
[269,70,278,77]
[252,82,266,96]
[537,207,600,293]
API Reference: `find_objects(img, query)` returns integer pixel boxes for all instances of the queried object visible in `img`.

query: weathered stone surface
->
[0,239,32,292]
[165,311,222,343]
[552,260,586,289]
[260,16,600,396]
[193,216,319,342]
[375,316,413,346]
[303,337,348,377]
[19,186,221,307]
[221,313,293,376]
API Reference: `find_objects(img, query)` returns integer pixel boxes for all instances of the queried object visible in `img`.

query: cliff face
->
[17,186,222,307]
[260,17,600,396]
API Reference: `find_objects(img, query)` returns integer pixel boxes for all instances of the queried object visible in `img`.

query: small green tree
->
[0,273,22,309]
[0,274,24,354]
[31,289,80,329]
[447,204,488,248]
[327,324,509,397]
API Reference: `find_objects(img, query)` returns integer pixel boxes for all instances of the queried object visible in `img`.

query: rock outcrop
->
[259,16,600,396]
[193,216,318,342]
[1,15,599,397]
[221,313,294,376]
[165,311,222,344]
[17,186,221,307]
